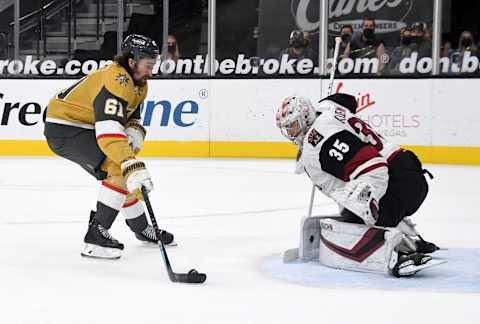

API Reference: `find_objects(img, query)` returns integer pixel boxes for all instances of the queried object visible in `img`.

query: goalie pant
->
[296,98,431,227]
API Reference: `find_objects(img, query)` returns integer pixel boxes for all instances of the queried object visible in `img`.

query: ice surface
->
[261,249,480,293]
[0,157,479,324]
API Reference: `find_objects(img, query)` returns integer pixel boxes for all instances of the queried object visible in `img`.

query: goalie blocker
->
[290,217,445,277]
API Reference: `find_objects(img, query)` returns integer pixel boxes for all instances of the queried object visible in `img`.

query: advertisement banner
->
[210,79,322,142]
[210,78,434,145]
[324,79,433,145]
[326,0,433,42]
[0,1,444,78]
[431,79,480,147]
[0,79,70,139]
[1,78,479,162]
[0,79,210,141]
[258,0,434,57]
[139,80,210,141]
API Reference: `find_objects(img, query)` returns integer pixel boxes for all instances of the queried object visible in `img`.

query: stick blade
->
[173,271,207,284]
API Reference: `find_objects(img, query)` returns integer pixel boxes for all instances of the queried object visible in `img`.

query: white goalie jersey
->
[296,99,402,208]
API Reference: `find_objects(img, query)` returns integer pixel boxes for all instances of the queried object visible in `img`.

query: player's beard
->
[134,75,148,87]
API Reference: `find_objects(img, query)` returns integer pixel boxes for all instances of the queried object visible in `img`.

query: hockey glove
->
[125,120,146,154]
[331,180,379,225]
[121,159,154,197]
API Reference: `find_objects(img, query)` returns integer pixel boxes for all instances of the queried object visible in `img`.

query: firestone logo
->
[0,92,199,128]
[142,99,199,127]
[0,93,46,126]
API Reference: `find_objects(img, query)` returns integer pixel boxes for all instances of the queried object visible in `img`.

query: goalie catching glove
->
[121,159,154,197]
[125,120,146,154]
[331,179,379,225]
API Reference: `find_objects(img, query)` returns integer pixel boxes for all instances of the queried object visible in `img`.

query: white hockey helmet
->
[275,96,316,146]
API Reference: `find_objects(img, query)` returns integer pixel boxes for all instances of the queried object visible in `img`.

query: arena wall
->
[0,78,479,164]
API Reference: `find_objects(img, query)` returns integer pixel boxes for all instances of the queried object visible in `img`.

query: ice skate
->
[81,211,124,259]
[391,252,446,277]
[397,218,441,253]
[135,225,177,247]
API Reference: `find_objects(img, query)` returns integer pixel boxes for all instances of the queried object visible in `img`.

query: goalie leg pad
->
[299,216,338,261]
[318,218,404,274]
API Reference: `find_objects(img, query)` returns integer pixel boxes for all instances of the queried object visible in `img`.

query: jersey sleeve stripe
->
[95,119,126,139]
[343,146,384,181]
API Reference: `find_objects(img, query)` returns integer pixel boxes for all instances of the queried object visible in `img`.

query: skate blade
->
[421,258,447,267]
[81,243,122,260]
[399,258,447,276]
[141,240,178,248]
[166,240,178,247]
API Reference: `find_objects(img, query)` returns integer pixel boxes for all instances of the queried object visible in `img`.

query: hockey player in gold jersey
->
[44,34,174,259]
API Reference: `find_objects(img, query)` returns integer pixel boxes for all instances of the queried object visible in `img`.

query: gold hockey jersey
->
[46,63,147,165]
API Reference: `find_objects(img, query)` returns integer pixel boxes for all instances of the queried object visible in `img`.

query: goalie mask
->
[276,96,316,146]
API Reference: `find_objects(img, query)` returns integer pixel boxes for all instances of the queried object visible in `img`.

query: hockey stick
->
[307,36,342,218]
[141,187,207,284]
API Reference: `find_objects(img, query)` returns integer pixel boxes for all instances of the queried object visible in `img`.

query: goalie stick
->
[307,36,342,218]
[142,187,207,284]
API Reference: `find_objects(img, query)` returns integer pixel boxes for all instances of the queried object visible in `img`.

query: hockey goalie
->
[275,93,445,277]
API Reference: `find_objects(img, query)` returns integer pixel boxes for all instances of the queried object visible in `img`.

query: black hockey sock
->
[126,213,148,234]
[94,202,119,229]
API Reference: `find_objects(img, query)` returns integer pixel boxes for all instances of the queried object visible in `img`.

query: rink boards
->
[0,78,479,164]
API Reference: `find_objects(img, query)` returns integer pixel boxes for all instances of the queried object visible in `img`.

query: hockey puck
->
[188,269,198,274]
